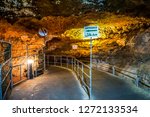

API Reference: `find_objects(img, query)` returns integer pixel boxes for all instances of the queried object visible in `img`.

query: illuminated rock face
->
[0,13,150,60]
[48,13,150,59]
[0,12,150,87]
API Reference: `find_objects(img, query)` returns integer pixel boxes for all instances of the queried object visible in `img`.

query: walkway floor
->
[9,66,150,100]
[92,69,150,100]
[9,66,88,100]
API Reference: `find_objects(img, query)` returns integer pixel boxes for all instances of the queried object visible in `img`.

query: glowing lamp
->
[27,59,34,64]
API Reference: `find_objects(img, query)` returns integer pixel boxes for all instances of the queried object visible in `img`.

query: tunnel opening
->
[45,37,63,54]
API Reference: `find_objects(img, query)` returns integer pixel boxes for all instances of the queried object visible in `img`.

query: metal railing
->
[12,46,45,86]
[26,44,45,79]
[83,59,150,89]
[46,55,92,99]
[0,40,12,99]
[12,62,27,86]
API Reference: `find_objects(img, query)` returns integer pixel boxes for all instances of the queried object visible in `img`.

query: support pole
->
[35,55,38,77]
[82,64,84,86]
[47,55,49,65]
[10,44,13,88]
[54,56,56,65]
[26,44,29,79]
[136,75,141,87]
[20,65,22,80]
[74,60,76,73]
[72,57,73,70]
[112,66,115,75]
[66,57,68,68]
[44,52,46,71]
[77,62,79,76]
[60,56,62,67]
[89,37,93,100]
[73,58,75,71]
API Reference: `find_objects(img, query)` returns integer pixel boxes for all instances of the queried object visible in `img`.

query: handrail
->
[46,55,91,99]
[93,62,137,77]
[1,58,11,67]
[98,64,136,75]
[2,68,11,84]
[81,59,137,76]
[81,59,150,88]
[46,55,150,98]
[67,58,150,89]
[0,40,11,44]
[0,41,46,99]
[74,58,90,69]
[11,50,45,86]
[91,60,137,75]
[13,64,24,68]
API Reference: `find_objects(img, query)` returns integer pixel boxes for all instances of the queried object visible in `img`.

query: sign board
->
[84,26,99,39]
[72,45,78,50]
[38,28,48,37]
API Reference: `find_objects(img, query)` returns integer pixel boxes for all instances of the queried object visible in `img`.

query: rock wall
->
[0,12,150,87]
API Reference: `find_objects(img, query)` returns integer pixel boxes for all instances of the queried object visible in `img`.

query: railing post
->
[81,64,84,85]
[44,53,46,71]
[96,59,98,70]
[136,75,141,87]
[77,61,80,76]
[73,58,74,71]
[47,55,49,65]
[10,65,13,88]
[0,65,2,99]
[35,55,38,77]
[73,58,75,71]
[26,44,29,79]
[54,56,56,65]
[74,59,76,73]
[60,56,62,67]
[20,65,22,80]
[10,45,13,88]
[112,66,115,75]
[66,57,68,68]
[72,57,73,70]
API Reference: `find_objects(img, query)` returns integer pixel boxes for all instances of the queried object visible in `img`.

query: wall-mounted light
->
[27,59,34,79]
[27,59,34,64]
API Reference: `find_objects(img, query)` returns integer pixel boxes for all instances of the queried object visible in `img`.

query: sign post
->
[89,37,92,100]
[84,26,99,100]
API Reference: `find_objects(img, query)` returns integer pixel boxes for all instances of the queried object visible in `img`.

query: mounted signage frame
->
[84,26,99,39]
[83,25,99,100]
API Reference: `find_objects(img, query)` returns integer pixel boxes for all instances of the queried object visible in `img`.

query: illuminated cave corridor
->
[0,0,150,100]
